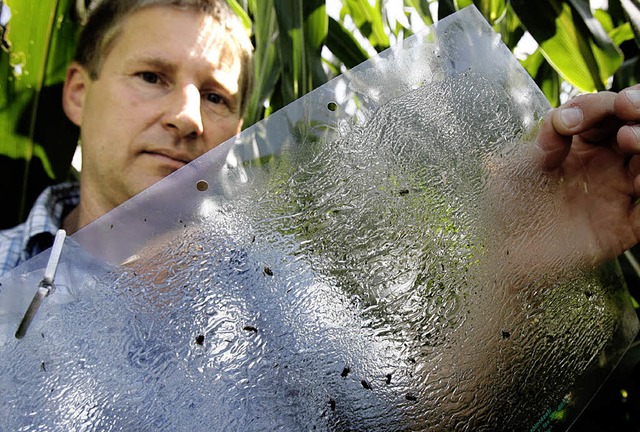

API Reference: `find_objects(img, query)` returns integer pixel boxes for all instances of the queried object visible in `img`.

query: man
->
[0,0,253,274]
[0,0,638,278]
[0,0,639,429]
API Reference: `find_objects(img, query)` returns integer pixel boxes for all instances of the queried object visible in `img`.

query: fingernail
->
[626,90,640,109]
[630,125,640,142]
[560,107,583,128]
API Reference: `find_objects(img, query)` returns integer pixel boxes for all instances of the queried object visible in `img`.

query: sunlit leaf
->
[405,0,433,26]
[512,0,623,92]
[343,0,389,51]
[609,22,636,45]
[244,0,279,126]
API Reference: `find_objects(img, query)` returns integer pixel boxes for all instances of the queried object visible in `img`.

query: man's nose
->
[164,85,204,138]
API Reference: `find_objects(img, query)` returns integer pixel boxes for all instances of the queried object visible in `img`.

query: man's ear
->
[62,62,90,127]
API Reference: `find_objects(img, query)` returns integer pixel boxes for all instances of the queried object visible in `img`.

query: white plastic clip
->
[15,230,66,339]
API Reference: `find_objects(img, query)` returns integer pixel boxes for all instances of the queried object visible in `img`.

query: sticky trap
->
[0,6,637,431]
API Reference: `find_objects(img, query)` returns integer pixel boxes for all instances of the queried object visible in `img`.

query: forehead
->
[108,6,242,83]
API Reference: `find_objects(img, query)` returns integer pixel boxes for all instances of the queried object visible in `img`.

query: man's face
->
[65,6,244,213]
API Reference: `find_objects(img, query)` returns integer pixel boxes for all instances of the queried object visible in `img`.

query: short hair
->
[75,0,254,116]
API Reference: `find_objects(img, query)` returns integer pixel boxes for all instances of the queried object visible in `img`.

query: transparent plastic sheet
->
[0,6,638,431]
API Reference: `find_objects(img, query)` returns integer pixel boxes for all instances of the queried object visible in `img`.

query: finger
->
[618,124,640,154]
[536,109,571,171]
[551,91,617,137]
[630,154,640,181]
[629,203,640,249]
[536,92,619,170]
[615,84,640,122]
[626,154,640,199]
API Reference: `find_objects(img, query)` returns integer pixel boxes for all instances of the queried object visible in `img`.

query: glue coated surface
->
[0,7,637,431]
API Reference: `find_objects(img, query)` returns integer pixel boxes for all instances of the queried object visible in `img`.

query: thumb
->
[535,109,572,171]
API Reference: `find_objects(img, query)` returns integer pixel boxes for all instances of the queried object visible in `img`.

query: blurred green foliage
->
[0,0,639,429]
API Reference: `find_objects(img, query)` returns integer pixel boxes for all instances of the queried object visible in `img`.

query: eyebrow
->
[131,55,177,74]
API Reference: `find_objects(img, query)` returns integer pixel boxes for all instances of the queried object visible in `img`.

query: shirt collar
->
[20,182,80,261]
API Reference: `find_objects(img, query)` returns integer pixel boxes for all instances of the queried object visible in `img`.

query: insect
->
[341,366,350,377]
[361,380,371,390]
[243,325,258,333]
[195,334,205,345]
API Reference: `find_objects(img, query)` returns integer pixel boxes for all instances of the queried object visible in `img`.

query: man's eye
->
[138,72,159,84]
[205,93,225,105]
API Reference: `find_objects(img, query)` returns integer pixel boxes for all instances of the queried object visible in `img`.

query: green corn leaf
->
[326,16,369,69]
[272,0,327,110]
[405,0,433,26]
[512,0,623,92]
[0,0,79,228]
[619,0,640,47]
[454,0,507,24]
[521,48,561,106]
[245,0,280,125]
[343,0,389,51]
[225,0,252,36]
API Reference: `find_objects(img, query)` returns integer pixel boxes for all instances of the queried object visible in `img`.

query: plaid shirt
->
[0,182,79,276]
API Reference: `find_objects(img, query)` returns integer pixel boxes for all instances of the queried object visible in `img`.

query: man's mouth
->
[143,150,192,170]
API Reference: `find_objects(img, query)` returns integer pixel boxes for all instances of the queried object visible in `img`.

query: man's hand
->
[482,85,640,282]
[534,85,640,265]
